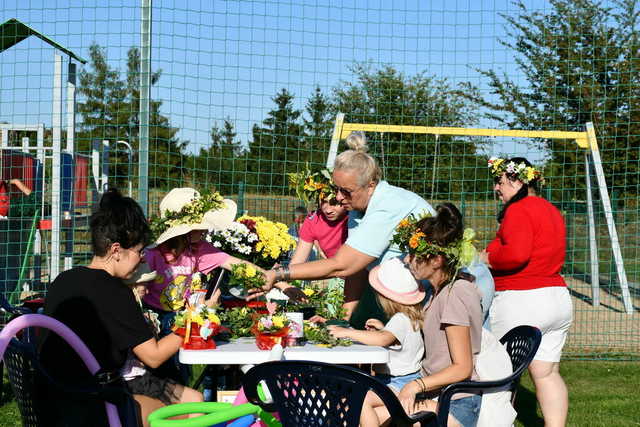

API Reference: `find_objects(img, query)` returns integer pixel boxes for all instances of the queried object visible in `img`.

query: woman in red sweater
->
[480,157,572,427]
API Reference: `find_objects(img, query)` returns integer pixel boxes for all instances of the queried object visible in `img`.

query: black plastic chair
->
[3,336,142,427]
[0,292,33,403]
[242,360,436,427]
[433,325,542,426]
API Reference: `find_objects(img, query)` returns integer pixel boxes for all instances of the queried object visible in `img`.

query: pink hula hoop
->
[0,314,122,427]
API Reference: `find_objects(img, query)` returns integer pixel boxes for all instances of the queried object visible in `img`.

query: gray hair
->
[334,131,382,187]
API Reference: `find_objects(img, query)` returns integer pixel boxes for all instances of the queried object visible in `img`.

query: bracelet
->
[274,266,291,281]
[417,377,427,394]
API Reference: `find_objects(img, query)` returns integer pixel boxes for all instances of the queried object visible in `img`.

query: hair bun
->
[434,203,463,244]
[99,188,125,210]
[345,131,369,152]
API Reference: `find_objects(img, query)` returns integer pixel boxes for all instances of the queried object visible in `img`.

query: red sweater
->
[487,196,566,291]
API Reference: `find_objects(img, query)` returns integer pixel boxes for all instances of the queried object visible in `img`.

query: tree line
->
[72,0,640,200]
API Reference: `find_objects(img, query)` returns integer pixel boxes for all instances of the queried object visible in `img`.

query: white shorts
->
[489,286,573,362]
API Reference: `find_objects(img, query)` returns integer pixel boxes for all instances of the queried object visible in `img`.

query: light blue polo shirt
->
[345,180,435,269]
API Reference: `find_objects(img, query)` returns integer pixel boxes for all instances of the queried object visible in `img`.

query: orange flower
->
[398,219,410,228]
[409,231,425,249]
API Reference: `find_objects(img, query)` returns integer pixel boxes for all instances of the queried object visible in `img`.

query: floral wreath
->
[288,164,336,205]
[487,157,545,185]
[391,212,477,271]
[149,190,225,240]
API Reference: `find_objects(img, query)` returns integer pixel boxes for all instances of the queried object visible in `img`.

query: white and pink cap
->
[369,257,425,305]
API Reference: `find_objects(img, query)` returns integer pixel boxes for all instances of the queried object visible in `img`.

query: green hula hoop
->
[147,401,281,427]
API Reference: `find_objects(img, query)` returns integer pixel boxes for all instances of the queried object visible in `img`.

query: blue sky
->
[1,0,559,160]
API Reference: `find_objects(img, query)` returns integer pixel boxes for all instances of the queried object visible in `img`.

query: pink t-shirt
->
[143,241,230,310]
[298,210,348,259]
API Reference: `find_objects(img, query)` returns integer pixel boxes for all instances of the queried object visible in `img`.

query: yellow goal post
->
[327,113,633,315]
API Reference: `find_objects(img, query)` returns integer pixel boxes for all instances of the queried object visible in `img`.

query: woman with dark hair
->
[480,157,572,427]
[370,203,482,427]
[41,188,201,427]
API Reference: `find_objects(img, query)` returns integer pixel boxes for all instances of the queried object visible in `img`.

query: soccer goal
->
[328,113,633,315]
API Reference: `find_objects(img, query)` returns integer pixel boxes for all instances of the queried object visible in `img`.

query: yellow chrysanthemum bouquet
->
[172,304,223,350]
[207,215,295,269]
[227,263,266,298]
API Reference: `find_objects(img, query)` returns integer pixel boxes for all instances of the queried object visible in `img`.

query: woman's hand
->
[327,325,352,339]
[246,269,277,300]
[263,269,277,290]
[397,380,421,415]
[365,318,384,331]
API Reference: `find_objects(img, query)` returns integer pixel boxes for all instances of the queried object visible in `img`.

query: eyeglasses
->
[335,186,355,198]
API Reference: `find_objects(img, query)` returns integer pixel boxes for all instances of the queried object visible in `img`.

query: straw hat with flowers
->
[150,188,237,246]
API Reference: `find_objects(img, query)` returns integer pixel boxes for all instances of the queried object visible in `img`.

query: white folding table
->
[179,337,389,365]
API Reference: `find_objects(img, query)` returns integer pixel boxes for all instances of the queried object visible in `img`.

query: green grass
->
[2,361,638,426]
[514,361,640,426]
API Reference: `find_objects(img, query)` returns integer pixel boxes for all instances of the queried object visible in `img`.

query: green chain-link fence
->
[1,0,638,359]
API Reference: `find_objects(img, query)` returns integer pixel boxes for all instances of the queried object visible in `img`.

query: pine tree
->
[77,44,185,190]
[302,86,334,167]
[192,118,244,194]
[467,0,640,196]
[76,44,128,152]
[247,89,304,191]
[332,64,487,199]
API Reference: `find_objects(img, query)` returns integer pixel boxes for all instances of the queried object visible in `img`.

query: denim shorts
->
[376,371,422,393]
[449,394,481,427]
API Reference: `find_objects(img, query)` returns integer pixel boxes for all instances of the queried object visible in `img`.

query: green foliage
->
[247,88,305,192]
[183,65,491,200]
[333,64,490,199]
[217,307,255,338]
[76,43,186,188]
[303,321,352,347]
[190,118,246,195]
[148,190,224,240]
[469,0,640,196]
[228,263,266,291]
[303,86,335,166]
[288,280,346,320]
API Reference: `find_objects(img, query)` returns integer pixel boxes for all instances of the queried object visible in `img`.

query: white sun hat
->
[123,262,158,285]
[153,187,237,246]
[368,257,425,305]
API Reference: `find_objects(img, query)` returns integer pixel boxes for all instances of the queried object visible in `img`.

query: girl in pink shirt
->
[288,167,348,264]
[289,198,348,263]
[141,188,304,389]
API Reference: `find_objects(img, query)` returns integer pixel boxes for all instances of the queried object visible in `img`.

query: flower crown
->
[288,165,336,205]
[487,157,545,185]
[391,212,477,270]
[150,190,225,240]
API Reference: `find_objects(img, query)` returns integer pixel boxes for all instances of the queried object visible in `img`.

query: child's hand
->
[204,288,222,308]
[365,319,384,331]
[327,325,351,339]
[134,284,148,299]
[398,380,422,415]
